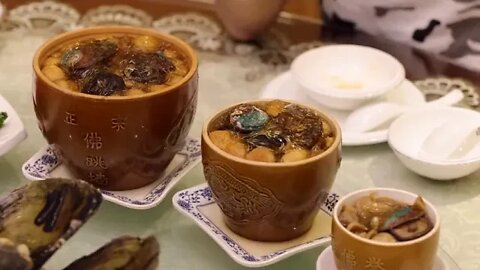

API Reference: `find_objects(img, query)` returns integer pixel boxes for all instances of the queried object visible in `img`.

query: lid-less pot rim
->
[202,99,342,168]
[33,26,198,101]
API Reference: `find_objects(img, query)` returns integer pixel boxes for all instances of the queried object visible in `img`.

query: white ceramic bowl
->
[388,107,480,180]
[291,45,405,110]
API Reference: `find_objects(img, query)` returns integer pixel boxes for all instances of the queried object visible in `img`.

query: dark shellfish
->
[64,236,160,270]
[245,131,287,151]
[0,179,161,270]
[229,105,269,132]
[273,104,322,149]
[0,178,102,269]
[60,40,117,78]
[81,68,126,96]
[123,52,175,84]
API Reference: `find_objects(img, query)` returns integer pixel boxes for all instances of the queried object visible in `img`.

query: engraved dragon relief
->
[203,161,283,223]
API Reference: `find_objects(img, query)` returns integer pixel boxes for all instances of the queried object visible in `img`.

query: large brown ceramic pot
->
[201,100,342,242]
[331,188,440,270]
[33,26,198,191]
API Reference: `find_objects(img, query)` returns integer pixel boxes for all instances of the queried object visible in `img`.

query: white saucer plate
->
[316,245,460,270]
[173,183,340,268]
[22,137,201,210]
[260,71,425,146]
[0,94,27,156]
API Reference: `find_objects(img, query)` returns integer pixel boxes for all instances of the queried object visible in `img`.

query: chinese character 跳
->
[64,112,78,125]
[111,117,126,132]
[84,132,103,150]
[86,156,107,169]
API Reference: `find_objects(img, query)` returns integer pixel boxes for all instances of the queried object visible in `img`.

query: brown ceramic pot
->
[201,100,342,242]
[331,188,440,270]
[33,26,198,191]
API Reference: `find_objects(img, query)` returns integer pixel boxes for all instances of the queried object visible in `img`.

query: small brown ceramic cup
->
[33,26,198,191]
[332,188,440,270]
[201,99,342,242]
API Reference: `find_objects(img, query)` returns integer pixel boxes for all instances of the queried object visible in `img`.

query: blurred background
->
[283,0,320,19]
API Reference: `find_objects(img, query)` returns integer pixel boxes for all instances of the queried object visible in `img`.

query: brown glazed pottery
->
[332,188,440,270]
[201,100,342,242]
[33,26,198,191]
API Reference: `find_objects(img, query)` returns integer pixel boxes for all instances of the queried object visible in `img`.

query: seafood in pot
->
[244,131,287,152]
[60,40,118,79]
[64,236,160,270]
[209,100,336,162]
[339,193,433,243]
[0,178,102,269]
[229,105,269,132]
[123,52,176,84]
[81,67,126,96]
[272,104,323,149]
[43,34,189,97]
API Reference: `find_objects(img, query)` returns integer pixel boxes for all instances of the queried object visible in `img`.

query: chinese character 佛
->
[84,132,103,150]
[86,156,107,169]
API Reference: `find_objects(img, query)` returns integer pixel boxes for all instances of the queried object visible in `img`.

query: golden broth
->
[209,100,335,163]
[41,34,189,97]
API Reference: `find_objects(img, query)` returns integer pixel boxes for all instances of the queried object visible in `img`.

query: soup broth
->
[339,193,433,243]
[42,34,189,96]
[209,100,335,163]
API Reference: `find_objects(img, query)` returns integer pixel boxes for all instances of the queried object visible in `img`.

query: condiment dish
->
[291,45,405,110]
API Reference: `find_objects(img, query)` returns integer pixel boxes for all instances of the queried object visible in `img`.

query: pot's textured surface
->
[202,101,342,242]
[33,26,198,190]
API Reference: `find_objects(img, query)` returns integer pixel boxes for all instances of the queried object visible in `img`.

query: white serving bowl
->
[291,45,405,110]
[388,107,480,180]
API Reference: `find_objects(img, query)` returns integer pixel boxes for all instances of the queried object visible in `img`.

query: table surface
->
[0,1,479,270]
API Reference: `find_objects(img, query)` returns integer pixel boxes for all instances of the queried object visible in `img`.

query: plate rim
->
[21,137,201,210]
[260,71,424,146]
[172,183,335,268]
[0,94,27,156]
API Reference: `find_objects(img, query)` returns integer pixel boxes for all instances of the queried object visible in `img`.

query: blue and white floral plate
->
[173,183,339,268]
[22,137,201,210]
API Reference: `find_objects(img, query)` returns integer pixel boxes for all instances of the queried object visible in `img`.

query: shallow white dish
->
[291,45,405,110]
[260,71,424,146]
[22,137,201,209]
[173,183,340,268]
[0,94,27,156]
[389,107,480,180]
[316,246,457,270]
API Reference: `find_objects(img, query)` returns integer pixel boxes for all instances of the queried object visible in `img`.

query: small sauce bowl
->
[291,45,405,111]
